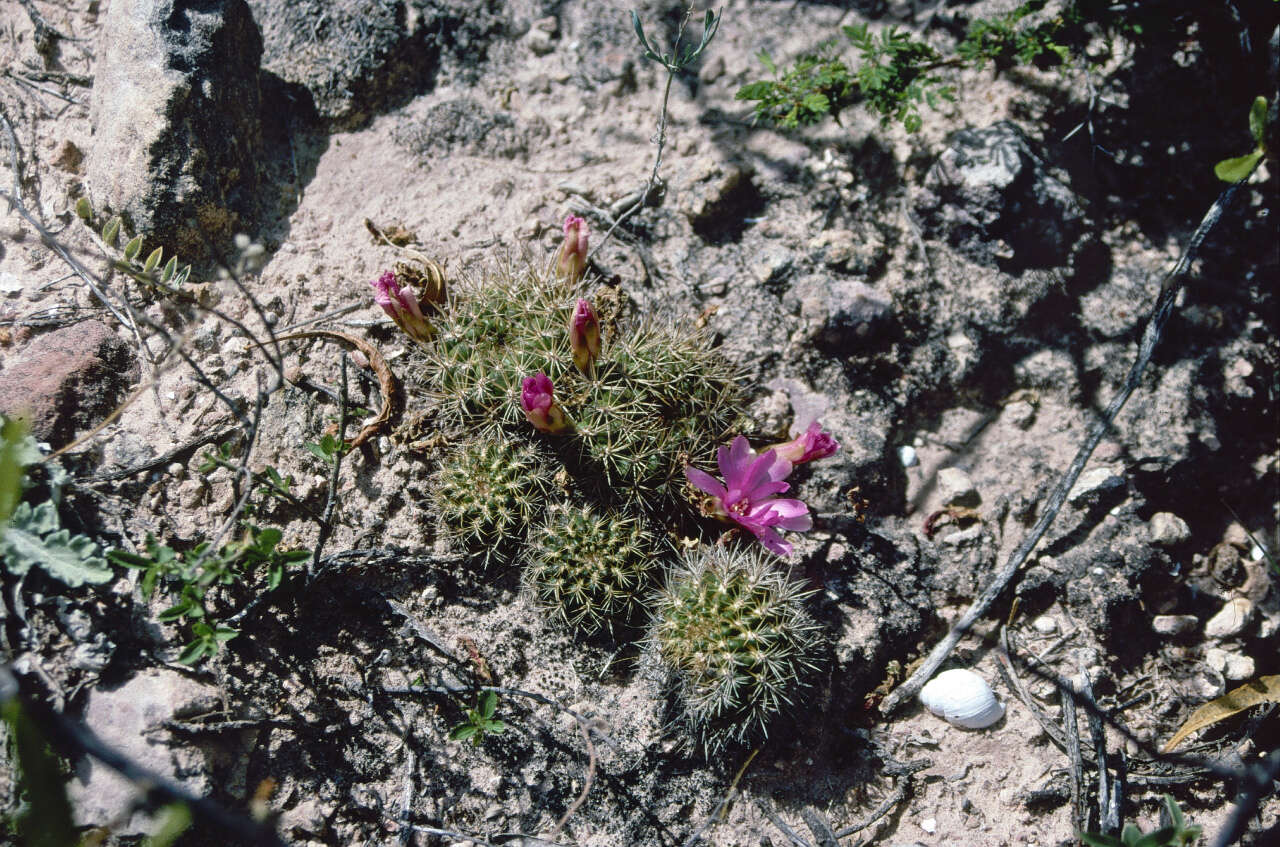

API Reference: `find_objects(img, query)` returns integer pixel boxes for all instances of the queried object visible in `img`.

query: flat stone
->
[68,669,221,834]
[1149,512,1191,547]
[1152,614,1198,636]
[938,467,979,507]
[0,320,136,444]
[1204,598,1254,639]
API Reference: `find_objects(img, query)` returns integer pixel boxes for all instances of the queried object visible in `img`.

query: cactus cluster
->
[419,260,744,508]
[387,219,836,752]
[431,438,550,564]
[654,545,822,753]
[524,504,656,634]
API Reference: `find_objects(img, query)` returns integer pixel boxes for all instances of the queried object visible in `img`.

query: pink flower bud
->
[370,270,433,343]
[521,372,571,434]
[556,215,589,284]
[568,298,601,372]
[768,421,839,465]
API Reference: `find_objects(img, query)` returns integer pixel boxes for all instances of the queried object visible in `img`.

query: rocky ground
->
[0,1,1277,846]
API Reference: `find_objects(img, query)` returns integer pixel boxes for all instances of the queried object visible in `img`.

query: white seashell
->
[919,668,1005,729]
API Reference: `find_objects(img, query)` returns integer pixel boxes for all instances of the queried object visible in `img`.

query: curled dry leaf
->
[1163,674,1280,752]
[273,331,397,448]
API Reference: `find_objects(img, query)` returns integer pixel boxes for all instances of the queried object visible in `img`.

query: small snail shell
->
[919,668,1005,729]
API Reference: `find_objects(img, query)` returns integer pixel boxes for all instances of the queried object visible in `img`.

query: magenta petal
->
[765,498,809,521]
[738,449,781,494]
[720,436,756,484]
[757,528,793,557]
[748,480,791,499]
[685,466,726,500]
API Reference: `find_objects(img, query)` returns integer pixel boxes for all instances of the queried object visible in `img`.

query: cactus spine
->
[432,438,550,563]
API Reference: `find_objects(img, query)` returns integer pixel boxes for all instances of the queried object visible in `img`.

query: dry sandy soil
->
[0,1,1277,846]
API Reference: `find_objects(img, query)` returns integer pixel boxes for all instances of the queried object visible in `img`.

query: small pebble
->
[1204,598,1255,639]
[167,462,186,479]
[1204,647,1256,681]
[938,467,979,507]
[920,818,937,834]
[1032,616,1057,634]
[1149,512,1191,547]
[1152,614,1198,636]
[1004,399,1036,429]
[1068,467,1125,503]
[898,445,919,467]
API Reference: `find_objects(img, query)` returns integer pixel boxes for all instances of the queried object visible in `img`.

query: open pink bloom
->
[557,215,589,284]
[521,372,571,434]
[685,436,813,557]
[568,298,601,372]
[370,270,432,343]
[768,421,840,465]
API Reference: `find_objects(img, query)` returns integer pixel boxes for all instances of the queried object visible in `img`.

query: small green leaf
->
[1121,823,1142,846]
[735,81,773,101]
[1162,795,1185,830]
[102,216,122,246]
[177,640,208,665]
[1249,95,1267,144]
[123,235,144,262]
[143,246,163,274]
[479,690,497,719]
[1078,833,1126,847]
[75,196,93,221]
[757,48,776,75]
[1132,827,1177,847]
[157,601,193,622]
[450,724,478,742]
[1213,150,1263,183]
[160,256,178,283]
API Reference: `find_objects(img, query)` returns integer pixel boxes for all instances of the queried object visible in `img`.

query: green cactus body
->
[655,546,821,752]
[432,438,550,563]
[420,260,744,507]
[525,504,656,633]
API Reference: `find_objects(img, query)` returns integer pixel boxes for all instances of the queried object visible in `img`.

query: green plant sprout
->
[1214,96,1269,182]
[304,432,349,466]
[449,690,507,746]
[109,527,310,664]
[76,200,193,290]
[1079,794,1202,847]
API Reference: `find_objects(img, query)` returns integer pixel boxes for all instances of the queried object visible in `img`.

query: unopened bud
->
[521,372,572,434]
[568,298,601,373]
[556,215,589,284]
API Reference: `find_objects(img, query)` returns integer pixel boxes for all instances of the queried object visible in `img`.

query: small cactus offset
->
[525,504,656,633]
[432,438,550,564]
[654,545,822,753]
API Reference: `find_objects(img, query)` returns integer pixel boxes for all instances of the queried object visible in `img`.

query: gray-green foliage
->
[654,545,822,752]
[525,504,655,633]
[432,437,551,563]
[0,501,112,587]
[422,263,743,507]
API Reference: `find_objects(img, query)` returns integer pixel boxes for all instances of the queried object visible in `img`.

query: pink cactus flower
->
[557,215,589,284]
[685,436,812,557]
[521,372,571,434]
[370,270,432,343]
[768,421,840,465]
[568,298,601,372]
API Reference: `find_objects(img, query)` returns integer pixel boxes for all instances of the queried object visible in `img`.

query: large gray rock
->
[87,0,263,262]
[248,0,503,130]
[915,121,1084,270]
[68,669,222,835]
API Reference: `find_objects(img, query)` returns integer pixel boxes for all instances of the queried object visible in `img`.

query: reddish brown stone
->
[0,320,137,445]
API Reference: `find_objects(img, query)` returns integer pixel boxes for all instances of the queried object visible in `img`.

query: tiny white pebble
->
[898,445,919,467]
[1032,616,1057,634]
[921,817,937,834]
